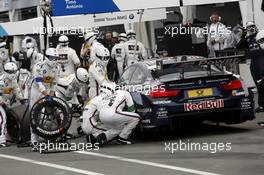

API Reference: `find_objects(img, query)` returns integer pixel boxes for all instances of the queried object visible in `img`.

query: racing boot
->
[258,121,264,127]
[256,106,264,113]
[116,136,132,145]
[86,134,97,145]
[0,142,8,148]
[96,133,107,147]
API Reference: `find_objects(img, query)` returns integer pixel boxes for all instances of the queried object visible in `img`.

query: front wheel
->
[30,97,72,139]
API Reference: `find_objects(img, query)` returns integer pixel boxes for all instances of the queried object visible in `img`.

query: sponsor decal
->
[157,111,168,119]
[137,108,152,113]
[141,119,151,124]
[184,99,224,112]
[153,100,171,105]
[240,98,252,110]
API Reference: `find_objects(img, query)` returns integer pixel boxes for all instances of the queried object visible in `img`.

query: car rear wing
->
[156,54,247,71]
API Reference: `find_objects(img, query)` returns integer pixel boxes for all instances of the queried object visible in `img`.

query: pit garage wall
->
[239,0,264,29]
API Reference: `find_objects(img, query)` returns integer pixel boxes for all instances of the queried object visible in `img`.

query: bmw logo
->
[43,70,47,74]
[129,14,134,20]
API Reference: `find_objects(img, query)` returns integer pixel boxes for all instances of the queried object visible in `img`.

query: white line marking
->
[75,151,221,175]
[0,154,105,175]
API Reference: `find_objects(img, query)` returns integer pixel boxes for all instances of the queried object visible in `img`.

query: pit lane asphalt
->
[0,111,263,175]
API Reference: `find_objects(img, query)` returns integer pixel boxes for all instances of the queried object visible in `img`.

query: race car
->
[118,55,255,130]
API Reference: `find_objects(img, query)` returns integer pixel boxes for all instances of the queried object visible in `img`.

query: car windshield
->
[153,63,222,82]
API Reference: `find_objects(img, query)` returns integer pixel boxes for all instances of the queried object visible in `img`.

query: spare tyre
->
[30,97,72,139]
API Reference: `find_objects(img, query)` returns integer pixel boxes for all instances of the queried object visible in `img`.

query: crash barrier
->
[215,49,249,74]
[30,97,72,140]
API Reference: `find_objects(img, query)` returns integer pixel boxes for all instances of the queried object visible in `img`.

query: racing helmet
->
[118,33,127,42]
[84,32,97,45]
[99,81,116,97]
[58,35,69,47]
[127,30,136,39]
[256,30,264,50]
[4,62,18,80]
[245,21,258,36]
[95,45,110,64]
[0,42,6,48]
[45,48,59,67]
[26,42,35,50]
[76,67,89,83]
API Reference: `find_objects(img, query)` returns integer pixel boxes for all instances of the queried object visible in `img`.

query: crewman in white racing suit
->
[111,33,127,76]
[0,42,10,75]
[56,68,89,137]
[21,36,38,53]
[81,81,117,144]
[56,35,81,78]
[124,30,148,66]
[15,55,31,99]
[84,31,106,63]
[207,12,228,57]
[88,45,110,99]
[30,48,60,145]
[27,47,44,71]
[82,82,141,146]
[0,62,24,147]
[56,67,89,104]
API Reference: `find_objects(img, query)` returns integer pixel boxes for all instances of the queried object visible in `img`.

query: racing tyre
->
[30,97,72,139]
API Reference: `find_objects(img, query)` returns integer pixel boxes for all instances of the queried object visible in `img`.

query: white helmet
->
[94,45,110,64]
[99,81,116,97]
[4,62,18,79]
[84,32,97,45]
[127,30,136,39]
[58,35,69,47]
[256,30,264,50]
[26,42,35,50]
[0,42,6,48]
[118,33,127,42]
[45,48,59,67]
[76,67,89,83]
[245,21,258,36]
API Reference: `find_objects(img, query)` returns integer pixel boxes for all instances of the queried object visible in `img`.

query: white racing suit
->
[81,95,111,139]
[82,90,140,142]
[111,41,126,76]
[0,74,23,144]
[56,74,88,136]
[207,22,228,57]
[0,46,9,75]
[124,39,147,66]
[90,41,106,63]
[30,61,59,143]
[30,51,44,71]
[88,61,108,99]
[56,46,81,78]
[99,90,140,140]
[17,69,31,99]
